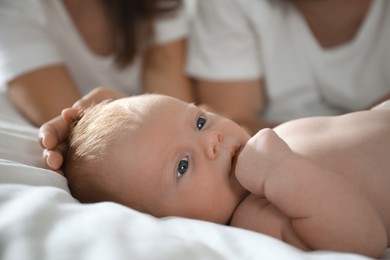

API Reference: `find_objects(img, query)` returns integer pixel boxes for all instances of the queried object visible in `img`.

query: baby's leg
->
[371,100,390,110]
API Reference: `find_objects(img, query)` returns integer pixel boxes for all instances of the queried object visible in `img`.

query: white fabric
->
[187,0,390,123]
[0,182,379,260]
[1,92,389,259]
[0,0,188,95]
[0,92,45,167]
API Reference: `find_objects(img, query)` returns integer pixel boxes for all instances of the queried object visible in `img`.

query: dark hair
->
[101,0,182,68]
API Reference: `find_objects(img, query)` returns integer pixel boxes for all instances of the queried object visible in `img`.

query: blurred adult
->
[187,0,390,134]
[0,0,194,126]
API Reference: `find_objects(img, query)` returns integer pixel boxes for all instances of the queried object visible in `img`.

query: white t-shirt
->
[0,0,188,96]
[187,0,390,123]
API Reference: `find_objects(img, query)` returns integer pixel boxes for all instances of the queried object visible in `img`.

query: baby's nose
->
[203,131,223,160]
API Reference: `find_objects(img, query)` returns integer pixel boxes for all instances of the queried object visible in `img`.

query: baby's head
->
[66,94,250,224]
[65,98,143,204]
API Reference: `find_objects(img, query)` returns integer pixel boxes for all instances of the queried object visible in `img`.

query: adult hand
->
[38,87,126,172]
[38,108,80,174]
[235,128,292,195]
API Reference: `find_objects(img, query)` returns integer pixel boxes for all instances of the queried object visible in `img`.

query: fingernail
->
[41,136,46,147]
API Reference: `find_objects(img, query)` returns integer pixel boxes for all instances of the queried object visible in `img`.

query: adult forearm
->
[144,69,195,103]
[196,79,270,134]
[8,87,78,126]
[7,65,81,126]
[143,39,195,103]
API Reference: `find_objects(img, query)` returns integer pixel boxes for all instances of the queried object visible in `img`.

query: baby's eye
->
[196,115,206,130]
[177,156,189,178]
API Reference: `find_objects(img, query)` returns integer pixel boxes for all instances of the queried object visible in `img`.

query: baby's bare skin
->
[232,106,390,256]
[63,94,389,257]
[276,108,390,235]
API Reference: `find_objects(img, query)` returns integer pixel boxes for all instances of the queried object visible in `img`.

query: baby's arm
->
[235,129,387,257]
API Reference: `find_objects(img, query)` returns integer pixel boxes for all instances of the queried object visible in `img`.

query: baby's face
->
[112,95,250,224]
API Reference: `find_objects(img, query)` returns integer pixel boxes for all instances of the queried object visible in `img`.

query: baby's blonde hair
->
[65,98,142,203]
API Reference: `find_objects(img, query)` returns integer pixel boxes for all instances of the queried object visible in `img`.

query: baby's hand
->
[235,128,292,195]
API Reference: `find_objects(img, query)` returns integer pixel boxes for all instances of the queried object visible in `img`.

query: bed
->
[0,91,389,260]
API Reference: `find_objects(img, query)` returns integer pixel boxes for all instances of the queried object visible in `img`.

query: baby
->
[65,94,390,258]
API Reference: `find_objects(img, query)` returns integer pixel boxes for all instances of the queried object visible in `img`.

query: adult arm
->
[8,65,81,127]
[143,39,195,103]
[235,129,387,257]
[187,0,272,134]
[196,79,273,135]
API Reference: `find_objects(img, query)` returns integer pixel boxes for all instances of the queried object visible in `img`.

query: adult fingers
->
[43,149,64,171]
[42,142,68,170]
[38,108,80,150]
[62,107,81,124]
[39,115,69,149]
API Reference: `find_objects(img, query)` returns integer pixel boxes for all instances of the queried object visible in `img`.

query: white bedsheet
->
[0,92,389,260]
